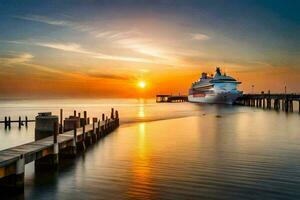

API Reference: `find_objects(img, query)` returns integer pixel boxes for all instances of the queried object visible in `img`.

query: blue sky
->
[0,0,299,97]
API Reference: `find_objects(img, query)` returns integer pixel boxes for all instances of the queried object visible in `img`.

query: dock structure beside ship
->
[0,108,120,193]
[236,93,300,113]
[156,94,188,103]
[156,92,300,113]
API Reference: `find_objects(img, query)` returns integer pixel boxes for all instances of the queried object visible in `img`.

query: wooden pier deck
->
[0,110,119,193]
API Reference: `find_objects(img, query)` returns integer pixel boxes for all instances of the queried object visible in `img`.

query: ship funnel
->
[215,67,222,76]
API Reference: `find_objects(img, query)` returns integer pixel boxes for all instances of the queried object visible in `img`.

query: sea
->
[0,98,300,200]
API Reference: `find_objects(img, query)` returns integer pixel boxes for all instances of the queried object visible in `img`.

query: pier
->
[156,94,188,103]
[0,108,119,193]
[0,116,34,129]
[236,93,300,113]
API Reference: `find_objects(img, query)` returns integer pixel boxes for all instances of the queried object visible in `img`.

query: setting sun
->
[138,81,146,89]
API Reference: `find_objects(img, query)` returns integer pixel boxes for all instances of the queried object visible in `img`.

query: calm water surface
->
[0,99,300,200]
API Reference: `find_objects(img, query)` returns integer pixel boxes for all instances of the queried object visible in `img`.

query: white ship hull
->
[188,92,242,104]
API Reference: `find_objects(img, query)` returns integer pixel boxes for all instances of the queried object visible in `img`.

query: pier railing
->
[0,108,120,193]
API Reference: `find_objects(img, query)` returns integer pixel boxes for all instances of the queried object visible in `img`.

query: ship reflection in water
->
[0,99,300,199]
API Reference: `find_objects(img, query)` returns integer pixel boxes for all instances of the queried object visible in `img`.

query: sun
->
[138,81,146,89]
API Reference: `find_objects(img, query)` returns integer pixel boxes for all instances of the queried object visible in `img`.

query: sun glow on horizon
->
[138,81,146,89]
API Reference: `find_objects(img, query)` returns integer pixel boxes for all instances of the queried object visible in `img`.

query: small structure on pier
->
[156,94,188,103]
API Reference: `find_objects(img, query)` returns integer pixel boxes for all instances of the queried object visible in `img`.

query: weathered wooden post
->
[73,123,77,144]
[267,98,271,109]
[15,154,25,192]
[78,125,86,151]
[78,112,81,118]
[18,116,21,129]
[4,116,7,129]
[74,110,76,117]
[8,116,11,129]
[60,109,63,133]
[84,111,87,125]
[97,120,100,138]
[285,98,289,112]
[92,119,96,143]
[82,125,86,141]
[92,117,98,141]
[52,121,59,168]
[289,100,293,112]
[101,114,105,137]
[115,110,119,126]
[111,108,114,119]
[69,123,77,157]
[25,116,28,127]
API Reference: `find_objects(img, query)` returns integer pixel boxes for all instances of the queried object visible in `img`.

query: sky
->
[0,0,299,98]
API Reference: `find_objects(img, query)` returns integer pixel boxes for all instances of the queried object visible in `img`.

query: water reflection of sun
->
[127,123,154,199]
[138,104,145,118]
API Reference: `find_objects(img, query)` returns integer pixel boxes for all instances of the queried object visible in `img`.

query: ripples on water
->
[1,99,300,200]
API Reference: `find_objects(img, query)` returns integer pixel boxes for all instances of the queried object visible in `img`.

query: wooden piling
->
[8,117,11,129]
[111,108,114,119]
[83,125,86,141]
[115,110,119,126]
[25,116,28,127]
[74,110,76,117]
[97,120,101,138]
[4,116,7,129]
[289,100,293,112]
[52,121,59,168]
[92,121,97,142]
[83,111,87,126]
[72,124,77,155]
[18,116,21,128]
[66,123,77,157]
[285,99,289,112]
[60,109,63,133]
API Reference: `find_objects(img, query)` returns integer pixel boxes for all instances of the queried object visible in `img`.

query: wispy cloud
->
[35,41,152,63]
[15,15,94,32]
[0,52,71,75]
[190,33,210,41]
[85,72,132,80]
[13,15,193,66]
[15,15,138,40]
[15,15,171,59]
[36,42,92,54]
[0,53,33,65]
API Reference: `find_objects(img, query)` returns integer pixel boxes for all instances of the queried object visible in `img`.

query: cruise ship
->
[188,67,242,104]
